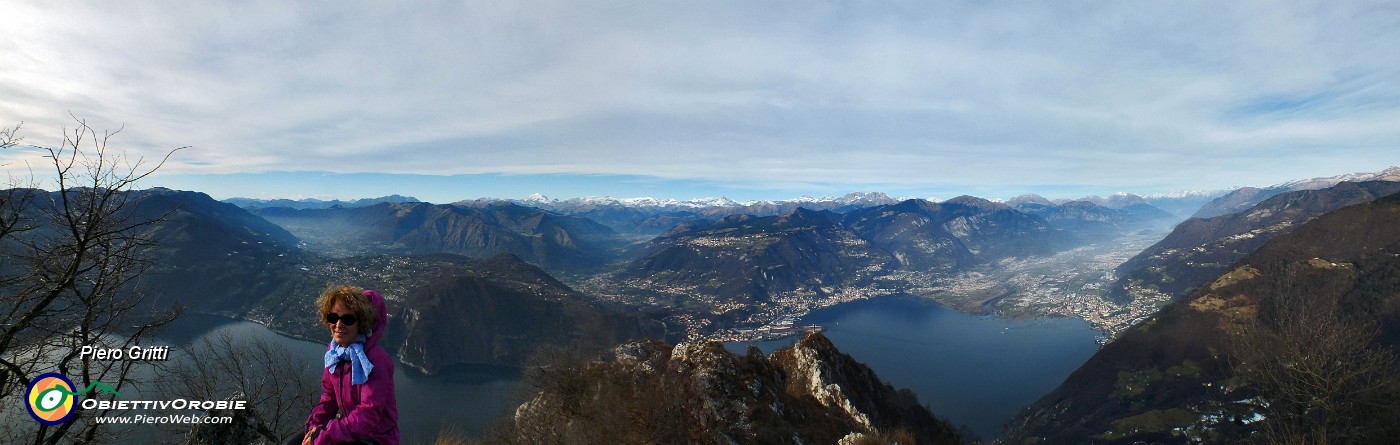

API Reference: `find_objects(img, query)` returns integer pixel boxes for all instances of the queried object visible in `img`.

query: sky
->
[2,1,1398,204]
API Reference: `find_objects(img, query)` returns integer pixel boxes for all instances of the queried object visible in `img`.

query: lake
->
[5,296,1095,444]
[173,295,1098,443]
[725,294,1100,441]
[151,314,523,444]
[2,313,522,444]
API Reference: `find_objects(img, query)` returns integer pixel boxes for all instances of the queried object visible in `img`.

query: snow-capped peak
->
[790,192,896,205]
[512,191,901,213]
[1144,190,1228,199]
[1270,166,1400,191]
[1006,194,1053,206]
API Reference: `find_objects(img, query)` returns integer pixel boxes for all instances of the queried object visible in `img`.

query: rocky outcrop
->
[508,333,962,444]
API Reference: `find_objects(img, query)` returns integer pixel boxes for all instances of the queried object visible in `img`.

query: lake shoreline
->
[731,293,1101,441]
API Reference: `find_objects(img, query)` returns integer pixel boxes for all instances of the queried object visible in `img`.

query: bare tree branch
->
[0,118,183,445]
[1231,290,1400,445]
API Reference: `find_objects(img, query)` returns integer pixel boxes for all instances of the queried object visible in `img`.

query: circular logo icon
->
[27,373,76,425]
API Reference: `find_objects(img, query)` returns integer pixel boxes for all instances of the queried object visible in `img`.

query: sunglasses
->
[325,313,357,326]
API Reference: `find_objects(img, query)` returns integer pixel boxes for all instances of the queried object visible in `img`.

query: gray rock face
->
[509,333,963,445]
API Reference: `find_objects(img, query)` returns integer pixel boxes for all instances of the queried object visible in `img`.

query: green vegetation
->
[1134,316,1160,332]
[1096,408,1195,441]
[1165,360,1202,378]
[1111,369,1162,399]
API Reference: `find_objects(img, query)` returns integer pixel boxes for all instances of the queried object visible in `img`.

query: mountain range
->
[509,191,905,235]
[38,185,1181,375]
[223,194,422,210]
[619,207,893,311]
[251,201,626,273]
[234,190,1203,236]
[1008,196,1178,239]
[606,196,1178,335]
[17,166,1400,444]
[1007,189,1400,444]
[34,190,669,374]
[105,188,311,314]
[1110,180,1400,305]
[221,189,1182,339]
[1192,166,1400,218]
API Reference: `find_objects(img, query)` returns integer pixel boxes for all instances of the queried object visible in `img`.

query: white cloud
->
[2,0,1398,196]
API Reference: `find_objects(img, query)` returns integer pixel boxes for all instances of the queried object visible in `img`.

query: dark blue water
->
[0,314,519,444]
[13,297,1093,443]
[726,294,1100,441]
[154,314,522,444]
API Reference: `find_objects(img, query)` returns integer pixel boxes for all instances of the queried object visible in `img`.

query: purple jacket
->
[304,289,399,445]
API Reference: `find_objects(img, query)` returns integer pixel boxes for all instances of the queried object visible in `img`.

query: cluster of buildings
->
[956,233,1174,340]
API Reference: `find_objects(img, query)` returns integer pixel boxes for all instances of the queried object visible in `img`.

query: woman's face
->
[326,301,360,347]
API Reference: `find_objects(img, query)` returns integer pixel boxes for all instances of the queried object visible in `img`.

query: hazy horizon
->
[3,2,1398,204]
[154,164,1389,206]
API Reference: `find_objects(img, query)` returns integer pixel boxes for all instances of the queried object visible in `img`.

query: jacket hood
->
[362,289,388,349]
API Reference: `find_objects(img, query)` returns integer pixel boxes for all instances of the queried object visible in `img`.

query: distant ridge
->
[1110,180,1400,305]
[501,192,905,235]
[1194,166,1400,218]
[250,201,623,273]
[505,191,903,212]
[224,194,421,210]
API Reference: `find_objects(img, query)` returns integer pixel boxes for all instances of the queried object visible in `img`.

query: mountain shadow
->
[388,253,667,373]
[112,188,311,314]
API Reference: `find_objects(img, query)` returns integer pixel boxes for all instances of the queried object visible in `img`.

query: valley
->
[9,169,1394,444]
[945,230,1172,339]
[583,229,1173,343]
[151,173,1400,357]
[11,6,1400,444]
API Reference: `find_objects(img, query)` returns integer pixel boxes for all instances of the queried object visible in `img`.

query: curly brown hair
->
[316,284,378,332]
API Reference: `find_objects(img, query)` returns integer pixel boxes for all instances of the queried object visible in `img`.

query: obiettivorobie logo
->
[24,344,246,427]
[26,373,120,426]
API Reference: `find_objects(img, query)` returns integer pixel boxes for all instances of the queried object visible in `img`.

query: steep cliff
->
[507,333,962,445]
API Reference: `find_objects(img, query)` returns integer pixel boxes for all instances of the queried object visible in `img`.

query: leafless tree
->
[493,344,717,445]
[163,331,319,444]
[1231,291,1400,445]
[0,117,182,445]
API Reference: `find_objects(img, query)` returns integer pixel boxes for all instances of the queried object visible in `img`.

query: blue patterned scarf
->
[323,334,374,385]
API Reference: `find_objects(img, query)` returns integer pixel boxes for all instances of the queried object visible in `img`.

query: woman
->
[297,285,399,445]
